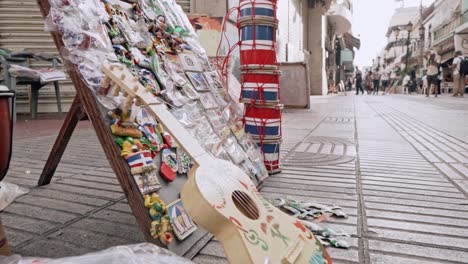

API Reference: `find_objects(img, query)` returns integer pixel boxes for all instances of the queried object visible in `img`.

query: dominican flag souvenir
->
[244,106,282,140]
[125,150,156,175]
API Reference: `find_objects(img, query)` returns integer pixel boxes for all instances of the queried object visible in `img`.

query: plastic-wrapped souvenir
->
[181,84,199,100]
[171,109,196,128]
[162,82,189,107]
[181,101,205,120]
[198,92,219,110]
[211,90,229,109]
[138,69,161,96]
[204,71,223,90]
[223,136,248,164]
[179,53,203,72]
[205,109,230,140]
[186,72,210,91]
[164,58,188,86]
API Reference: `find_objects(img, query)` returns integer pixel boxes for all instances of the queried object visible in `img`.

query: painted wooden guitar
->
[101,62,331,264]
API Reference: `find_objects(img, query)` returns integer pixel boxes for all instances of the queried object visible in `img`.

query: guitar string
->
[112,68,262,219]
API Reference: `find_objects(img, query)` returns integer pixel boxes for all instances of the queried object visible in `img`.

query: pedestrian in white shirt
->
[451,50,465,97]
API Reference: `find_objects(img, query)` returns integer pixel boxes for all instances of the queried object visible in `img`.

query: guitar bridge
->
[281,238,304,264]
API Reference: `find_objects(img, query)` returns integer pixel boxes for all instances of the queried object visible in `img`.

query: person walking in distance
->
[451,50,465,97]
[372,68,381,95]
[354,66,364,95]
[381,64,390,95]
[365,70,374,94]
[426,52,440,97]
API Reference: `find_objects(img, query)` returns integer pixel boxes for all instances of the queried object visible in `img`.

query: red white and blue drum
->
[239,0,276,19]
[244,105,282,140]
[241,72,280,104]
[255,139,281,172]
[240,39,277,68]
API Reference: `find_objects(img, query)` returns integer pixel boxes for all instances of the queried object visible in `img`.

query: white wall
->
[277,0,305,62]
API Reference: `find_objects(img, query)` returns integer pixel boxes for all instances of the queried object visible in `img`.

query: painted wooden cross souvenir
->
[101,62,332,264]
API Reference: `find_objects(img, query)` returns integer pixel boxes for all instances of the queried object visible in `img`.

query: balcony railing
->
[433,15,461,42]
[385,39,410,51]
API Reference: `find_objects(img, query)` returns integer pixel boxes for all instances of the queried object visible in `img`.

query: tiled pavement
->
[3,94,468,263]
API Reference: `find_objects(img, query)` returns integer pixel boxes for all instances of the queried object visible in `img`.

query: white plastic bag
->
[0,182,29,211]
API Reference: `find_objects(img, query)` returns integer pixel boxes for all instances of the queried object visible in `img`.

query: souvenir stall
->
[237,0,282,174]
[37,0,269,255]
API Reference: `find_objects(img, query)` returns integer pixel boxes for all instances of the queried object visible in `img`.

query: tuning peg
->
[133,85,139,92]
[118,65,124,70]
[121,74,126,80]
[133,77,139,82]
[123,92,129,97]
[110,65,116,71]
[135,99,142,106]
[124,96,134,109]
[112,85,120,97]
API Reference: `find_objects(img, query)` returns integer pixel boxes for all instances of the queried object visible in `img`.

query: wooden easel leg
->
[38,96,84,186]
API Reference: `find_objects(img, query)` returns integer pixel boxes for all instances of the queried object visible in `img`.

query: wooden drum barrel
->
[0,86,14,181]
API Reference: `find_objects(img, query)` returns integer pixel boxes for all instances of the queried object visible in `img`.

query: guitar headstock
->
[101,61,162,110]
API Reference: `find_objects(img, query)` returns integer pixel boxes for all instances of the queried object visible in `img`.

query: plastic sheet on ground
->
[0,243,193,264]
[0,181,29,211]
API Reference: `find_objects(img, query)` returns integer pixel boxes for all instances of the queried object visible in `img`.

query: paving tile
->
[369,252,449,264]
[17,238,93,258]
[367,228,468,251]
[364,196,468,211]
[366,210,468,227]
[45,183,123,200]
[451,164,468,178]
[433,163,465,180]
[453,180,468,193]
[419,151,441,162]
[4,203,79,224]
[15,195,97,215]
[367,218,468,237]
[70,218,145,242]
[447,151,468,163]
[28,188,109,206]
[3,229,34,247]
[2,212,59,234]
[365,202,468,219]
[368,240,468,263]
[49,227,137,250]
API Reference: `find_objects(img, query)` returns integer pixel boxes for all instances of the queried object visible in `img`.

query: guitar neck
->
[101,62,210,166]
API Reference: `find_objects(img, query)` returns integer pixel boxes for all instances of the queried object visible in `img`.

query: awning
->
[343,32,361,50]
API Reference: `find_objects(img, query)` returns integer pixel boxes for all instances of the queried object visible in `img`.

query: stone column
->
[306,6,327,95]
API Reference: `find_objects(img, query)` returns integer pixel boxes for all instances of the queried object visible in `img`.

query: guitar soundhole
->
[232,191,260,220]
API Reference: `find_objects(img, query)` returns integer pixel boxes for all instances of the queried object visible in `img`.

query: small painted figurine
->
[144,193,173,245]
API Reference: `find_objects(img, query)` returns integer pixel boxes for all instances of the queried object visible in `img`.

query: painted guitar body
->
[101,62,331,264]
[182,156,331,264]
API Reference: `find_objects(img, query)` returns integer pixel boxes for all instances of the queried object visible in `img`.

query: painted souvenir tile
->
[203,71,224,90]
[186,71,211,91]
[198,91,219,110]
[133,170,162,195]
[179,53,203,72]
[167,199,197,240]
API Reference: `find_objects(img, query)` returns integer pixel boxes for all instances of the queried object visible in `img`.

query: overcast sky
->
[353,0,435,67]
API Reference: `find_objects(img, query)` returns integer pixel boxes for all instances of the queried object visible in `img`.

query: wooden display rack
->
[35,0,211,257]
